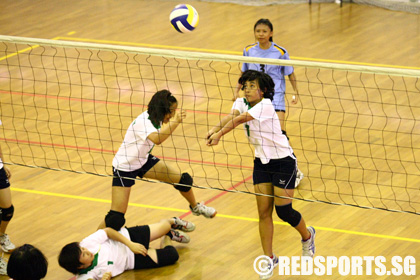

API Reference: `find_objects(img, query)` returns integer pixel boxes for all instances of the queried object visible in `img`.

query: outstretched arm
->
[207,112,254,146]
[206,109,240,140]
[288,72,299,105]
[148,109,186,145]
[103,228,147,256]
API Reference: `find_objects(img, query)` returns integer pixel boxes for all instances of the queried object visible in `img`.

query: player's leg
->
[100,168,136,230]
[254,183,274,257]
[148,218,194,243]
[0,168,15,253]
[273,188,309,238]
[130,225,180,269]
[272,157,315,257]
[144,160,216,218]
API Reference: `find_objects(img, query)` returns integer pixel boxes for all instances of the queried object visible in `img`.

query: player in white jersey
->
[59,217,194,280]
[207,70,315,280]
[236,18,304,187]
[100,90,216,231]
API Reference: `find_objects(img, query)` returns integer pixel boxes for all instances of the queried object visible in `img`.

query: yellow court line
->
[57,36,420,70]
[0,36,61,62]
[11,187,187,214]
[11,187,420,244]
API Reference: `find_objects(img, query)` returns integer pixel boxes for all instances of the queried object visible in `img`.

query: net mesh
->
[196,0,420,14]
[1,35,419,214]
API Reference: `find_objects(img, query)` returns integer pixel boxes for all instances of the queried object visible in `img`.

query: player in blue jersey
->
[235,18,304,187]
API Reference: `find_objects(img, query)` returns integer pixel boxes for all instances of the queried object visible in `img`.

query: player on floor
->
[100,90,216,231]
[7,244,48,280]
[59,217,194,280]
[207,70,315,279]
[235,18,304,187]
[0,121,16,275]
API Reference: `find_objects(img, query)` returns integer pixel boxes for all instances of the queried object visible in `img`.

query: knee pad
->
[156,245,179,266]
[0,205,14,222]
[105,210,125,230]
[174,173,192,192]
[275,203,301,227]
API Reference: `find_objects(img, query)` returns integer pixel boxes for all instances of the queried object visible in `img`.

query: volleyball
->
[169,4,199,33]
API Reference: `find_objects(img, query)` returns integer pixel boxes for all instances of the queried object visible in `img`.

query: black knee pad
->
[156,245,179,266]
[0,205,14,222]
[105,210,125,230]
[275,203,301,227]
[174,173,192,192]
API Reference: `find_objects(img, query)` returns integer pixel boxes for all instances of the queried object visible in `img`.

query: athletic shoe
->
[172,217,195,232]
[170,229,190,243]
[295,168,304,188]
[302,226,316,257]
[0,256,7,275]
[259,254,279,280]
[190,202,217,218]
[0,234,15,252]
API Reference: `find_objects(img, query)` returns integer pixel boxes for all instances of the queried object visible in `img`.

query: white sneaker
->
[170,229,190,243]
[295,168,304,188]
[190,202,217,218]
[172,217,195,232]
[302,226,316,257]
[259,254,279,280]
[0,256,7,275]
[0,234,15,252]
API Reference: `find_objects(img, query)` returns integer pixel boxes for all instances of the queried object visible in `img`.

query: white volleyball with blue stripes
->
[169,4,199,33]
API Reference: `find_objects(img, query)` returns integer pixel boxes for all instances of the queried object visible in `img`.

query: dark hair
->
[148,90,177,127]
[58,242,83,275]
[7,244,48,280]
[254,18,273,42]
[238,70,275,101]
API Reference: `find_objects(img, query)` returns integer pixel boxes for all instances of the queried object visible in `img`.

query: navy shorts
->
[0,168,10,190]
[127,225,154,269]
[128,225,178,269]
[112,154,160,187]
[253,156,296,189]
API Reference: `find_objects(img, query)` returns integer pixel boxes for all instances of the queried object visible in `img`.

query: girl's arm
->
[148,109,186,145]
[207,109,240,140]
[207,112,254,146]
[102,228,147,256]
[288,72,299,105]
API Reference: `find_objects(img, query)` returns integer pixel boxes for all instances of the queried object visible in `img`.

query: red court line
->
[0,90,226,116]
[179,175,253,219]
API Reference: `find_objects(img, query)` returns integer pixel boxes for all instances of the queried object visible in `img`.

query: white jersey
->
[232,98,294,164]
[76,228,135,280]
[112,111,160,172]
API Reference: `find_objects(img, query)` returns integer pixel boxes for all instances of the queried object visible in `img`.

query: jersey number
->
[245,124,250,137]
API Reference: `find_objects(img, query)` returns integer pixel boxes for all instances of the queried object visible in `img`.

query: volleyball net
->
[0,35,419,214]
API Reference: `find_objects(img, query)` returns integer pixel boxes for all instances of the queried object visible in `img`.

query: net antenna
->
[1,35,419,214]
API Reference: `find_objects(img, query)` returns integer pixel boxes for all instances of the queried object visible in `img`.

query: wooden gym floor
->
[0,0,419,279]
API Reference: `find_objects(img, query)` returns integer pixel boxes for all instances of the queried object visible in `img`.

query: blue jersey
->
[241,42,294,111]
